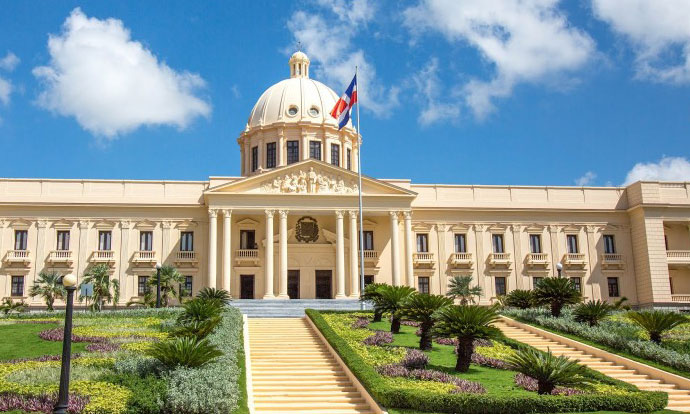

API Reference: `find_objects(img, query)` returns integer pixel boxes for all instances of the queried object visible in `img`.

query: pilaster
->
[277,210,289,299]
[264,210,275,298]
[222,210,232,294]
[389,211,401,286]
[208,209,218,289]
[403,211,414,288]
[335,210,346,298]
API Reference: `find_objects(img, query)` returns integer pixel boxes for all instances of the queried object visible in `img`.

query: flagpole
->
[355,66,366,310]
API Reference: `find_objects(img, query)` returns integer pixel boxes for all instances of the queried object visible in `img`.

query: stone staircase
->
[495,320,690,412]
[248,318,378,413]
[230,299,367,317]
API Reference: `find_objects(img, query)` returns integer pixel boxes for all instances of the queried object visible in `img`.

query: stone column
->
[119,220,132,299]
[208,209,218,289]
[335,211,346,298]
[548,225,561,277]
[390,211,401,286]
[585,225,600,300]
[76,220,90,282]
[277,210,289,299]
[264,210,275,298]
[301,133,309,160]
[403,211,414,287]
[349,211,359,297]
[222,210,232,294]
[33,220,48,285]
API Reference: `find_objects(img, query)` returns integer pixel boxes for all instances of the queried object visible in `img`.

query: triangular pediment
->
[205,160,416,197]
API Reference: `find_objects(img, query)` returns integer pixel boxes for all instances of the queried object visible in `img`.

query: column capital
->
[548,224,561,233]
[510,224,524,232]
[402,211,412,220]
[278,210,289,219]
[208,209,218,218]
[162,220,173,229]
[264,209,275,217]
[475,224,487,232]
[120,220,133,230]
[586,224,603,234]
[221,209,232,217]
[389,211,400,220]
[335,210,344,219]
[36,219,49,229]
[348,210,358,218]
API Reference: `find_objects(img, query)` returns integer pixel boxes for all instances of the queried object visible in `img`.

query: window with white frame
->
[492,234,504,253]
[180,232,194,251]
[454,234,467,253]
[603,235,616,254]
[567,234,579,253]
[418,277,430,294]
[11,276,24,296]
[98,231,112,251]
[140,231,153,251]
[416,234,429,253]
[529,234,542,253]
[56,231,70,251]
[14,230,27,251]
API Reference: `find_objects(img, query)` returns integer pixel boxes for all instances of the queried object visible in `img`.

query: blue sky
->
[0,0,688,186]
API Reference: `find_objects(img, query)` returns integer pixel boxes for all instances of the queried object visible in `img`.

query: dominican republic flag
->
[330,74,357,130]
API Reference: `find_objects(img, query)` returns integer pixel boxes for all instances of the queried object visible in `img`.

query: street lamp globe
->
[155,262,162,270]
[62,274,77,287]
[556,262,563,271]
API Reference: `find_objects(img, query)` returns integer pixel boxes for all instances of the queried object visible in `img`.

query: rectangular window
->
[56,231,70,251]
[287,140,299,164]
[416,234,429,253]
[240,230,256,250]
[603,235,616,254]
[266,142,276,169]
[309,141,321,160]
[607,277,620,297]
[98,231,112,251]
[418,277,430,294]
[567,234,579,253]
[454,234,467,253]
[364,275,374,287]
[570,277,582,293]
[140,231,153,251]
[181,276,193,297]
[360,231,374,251]
[11,276,24,296]
[347,148,352,170]
[138,276,150,296]
[492,234,504,253]
[495,277,507,296]
[180,232,194,251]
[529,234,542,253]
[533,277,543,289]
[251,146,258,172]
[330,143,340,166]
[14,230,28,251]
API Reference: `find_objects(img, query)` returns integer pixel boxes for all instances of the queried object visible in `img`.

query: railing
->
[176,251,197,261]
[360,250,379,262]
[667,250,690,261]
[236,249,258,258]
[564,253,586,264]
[133,251,156,262]
[451,252,473,263]
[48,250,73,262]
[489,252,511,263]
[527,253,549,263]
[671,294,690,303]
[5,250,30,262]
[603,253,622,262]
[413,252,435,262]
[92,250,115,261]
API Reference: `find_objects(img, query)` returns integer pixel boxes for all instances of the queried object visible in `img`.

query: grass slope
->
[0,323,87,360]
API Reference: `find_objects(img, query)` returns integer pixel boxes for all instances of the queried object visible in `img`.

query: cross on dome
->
[289,50,310,79]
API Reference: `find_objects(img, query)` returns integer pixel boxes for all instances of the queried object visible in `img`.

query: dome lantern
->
[289,51,310,79]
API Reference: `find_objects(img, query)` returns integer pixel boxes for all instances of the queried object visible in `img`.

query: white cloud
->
[575,171,596,186]
[0,77,11,106]
[624,156,690,185]
[403,0,595,118]
[33,8,211,138]
[592,0,690,84]
[411,57,460,125]
[287,2,399,117]
[0,52,20,72]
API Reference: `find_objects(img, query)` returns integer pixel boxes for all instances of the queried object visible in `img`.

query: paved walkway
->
[495,320,690,412]
[248,317,377,413]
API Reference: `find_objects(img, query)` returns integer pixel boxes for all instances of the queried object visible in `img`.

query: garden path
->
[495,319,690,412]
[248,317,377,413]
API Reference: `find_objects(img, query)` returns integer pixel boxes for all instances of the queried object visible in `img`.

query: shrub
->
[573,300,613,327]
[514,373,583,396]
[471,353,510,370]
[351,317,370,329]
[399,293,452,350]
[0,391,88,413]
[362,330,393,346]
[504,290,534,309]
[28,271,65,311]
[98,373,167,414]
[170,316,222,340]
[376,364,486,394]
[627,310,689,344]
[375,285,417,333]
[360,283,388,322]
[446,275,482,305]
[147,336,223,368]
[0,298,27,315]
[196,287,231,302]
[177,298,223,325]
[401,349,429,369]
[533,277,581,317]
[506,347,589,395]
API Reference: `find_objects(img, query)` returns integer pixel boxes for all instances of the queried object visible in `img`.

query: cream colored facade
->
[2,52,690,309]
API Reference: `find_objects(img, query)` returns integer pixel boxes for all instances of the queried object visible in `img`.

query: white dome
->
[246,52,352,130]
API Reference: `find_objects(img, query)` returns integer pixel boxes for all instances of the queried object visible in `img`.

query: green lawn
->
[0,322,87,360]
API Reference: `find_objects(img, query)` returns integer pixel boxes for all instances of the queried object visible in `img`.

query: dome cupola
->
[289,51,310,78]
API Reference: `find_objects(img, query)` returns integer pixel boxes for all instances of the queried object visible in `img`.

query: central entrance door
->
[288,270,300,299]
[240,275,254,299]
[315,270,333,299]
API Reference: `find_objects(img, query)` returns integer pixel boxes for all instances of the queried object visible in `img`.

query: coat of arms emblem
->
[295,216,319,243]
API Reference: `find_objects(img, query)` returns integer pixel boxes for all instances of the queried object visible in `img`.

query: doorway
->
[315,270,332,299]
[288,270,300,299]
[240,275,254,299]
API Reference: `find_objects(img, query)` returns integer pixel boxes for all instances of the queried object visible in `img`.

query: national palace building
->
[2,51,690,310]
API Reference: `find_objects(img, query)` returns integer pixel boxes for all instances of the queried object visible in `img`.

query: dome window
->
[309,107,320,117]
[287,106,299,117]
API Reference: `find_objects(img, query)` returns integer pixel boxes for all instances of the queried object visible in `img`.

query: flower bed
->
[307,309,667,414]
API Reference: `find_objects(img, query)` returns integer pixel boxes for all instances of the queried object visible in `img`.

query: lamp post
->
[53,273,77,414]
[155,263,162,308]
[556,262,563,278]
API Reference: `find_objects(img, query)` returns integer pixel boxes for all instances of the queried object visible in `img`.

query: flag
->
[330,74,357,130]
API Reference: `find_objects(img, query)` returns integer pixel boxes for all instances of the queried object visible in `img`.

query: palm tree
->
[375,285,417,333]
[148,265,185,307]
[399,293,452,350]
[446,275,482,305]
[80,264,120,311]
[0,298,27,315]
[433,304,501,372]
[626,310,689,344]
[28,271,65,311]
[533,277,581,317]
[196,287,232,302]
[360,283,387,322]
[506,348,589,395]
[573,300,613,327]
[504,289,534,309]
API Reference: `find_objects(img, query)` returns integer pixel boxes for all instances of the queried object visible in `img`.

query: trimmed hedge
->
[306,309,667,414]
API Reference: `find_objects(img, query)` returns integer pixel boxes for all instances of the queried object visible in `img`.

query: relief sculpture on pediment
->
[261,167,358,194]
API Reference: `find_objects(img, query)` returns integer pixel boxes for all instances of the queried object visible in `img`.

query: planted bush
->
[506,347,589,395]
[375,285,416,333]
[573,300,613,327]
[504,289,534,309]
[148,336,223,369]
[401,349,429,369]
[196,287,231,302]
[177,298,223,324]
[362,330,393,346]
[533,277,581,317]
[627,310,689,344]
[399,293,452,350]
[360,283,388,322]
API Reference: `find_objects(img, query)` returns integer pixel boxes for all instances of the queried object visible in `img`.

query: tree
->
[149,265,185,307]
[533,277,581,317]
[446,275,482,305]
[399,293,452,350]
[374,285,417,333]
[433,304,501,372]
[197,287,231,302]
[0,298,27,315]
[626,310,689,344]
[573,300,613,327]
[504,289,534,309]
[360,283,387,322]
[28,271,65,311]
[80,264,120,311]
[506,348,589,395]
